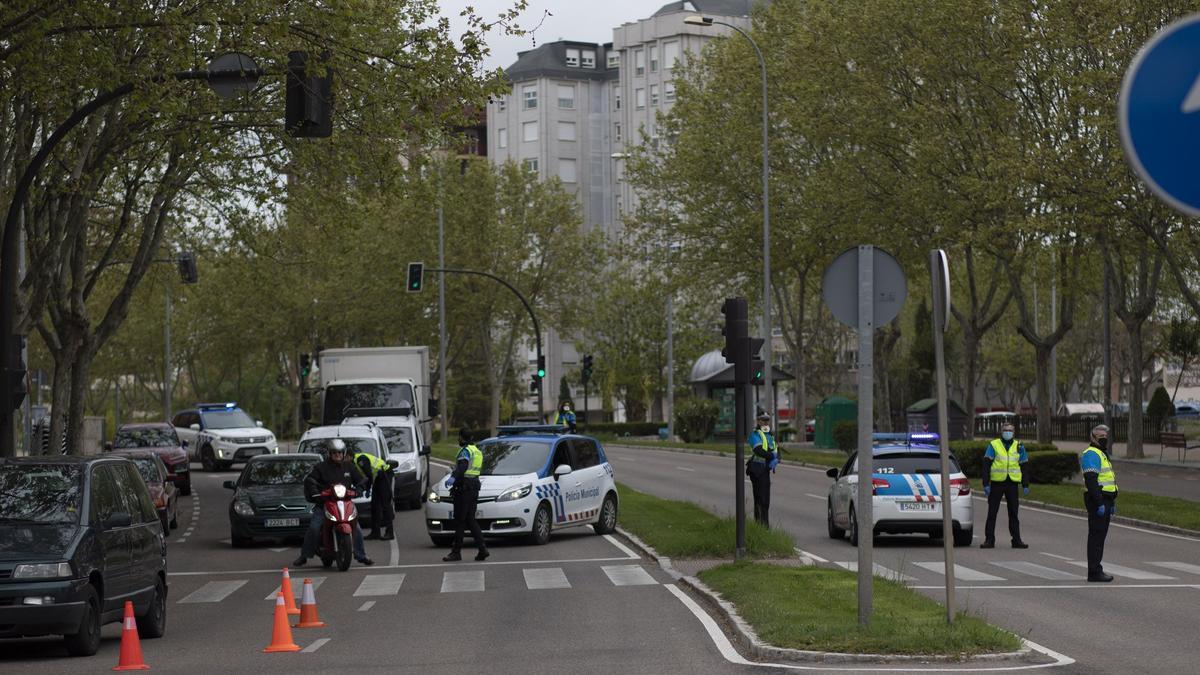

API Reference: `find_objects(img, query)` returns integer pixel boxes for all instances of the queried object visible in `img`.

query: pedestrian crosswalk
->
[832,555,1200,584]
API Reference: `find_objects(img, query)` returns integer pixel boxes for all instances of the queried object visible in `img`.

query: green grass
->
[973,479,1200,531]
[617,482,795,559]
[595,436,847,468]
[699,563,1021,656]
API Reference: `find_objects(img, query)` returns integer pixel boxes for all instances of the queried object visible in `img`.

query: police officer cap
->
[756,412,770,421]
[458,427,472,444]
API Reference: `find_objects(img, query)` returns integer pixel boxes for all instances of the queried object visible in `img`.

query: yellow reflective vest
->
[988,438,1023,483]
[458,444,483,478]
[1081,446,1118,493]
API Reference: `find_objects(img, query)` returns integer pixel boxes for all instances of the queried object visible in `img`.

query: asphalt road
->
[1086,459,1200,502]
[0,460,757,674]
[606,444,1200,675]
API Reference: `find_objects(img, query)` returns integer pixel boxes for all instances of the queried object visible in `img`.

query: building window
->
[664,41,680,69]
[649,45,658,72]
[522,84,537,109]
[523,158,539,173]
[565,48,580,67]
[497,128,507,149]
[614,122,622,142]
[581,50,596,69]
[558,121,576,141]
[635,88,645,109]
[557,83,575,109]
[607,52,620,69]
[665,82,676,102]
[650,84,659,106]
[559,158,577,183]
[497,96,507,112]
[635,49,645,76]
[614,84,621,110]
[522,121,538,142]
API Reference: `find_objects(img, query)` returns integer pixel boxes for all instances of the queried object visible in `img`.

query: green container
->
[815,395,857,449]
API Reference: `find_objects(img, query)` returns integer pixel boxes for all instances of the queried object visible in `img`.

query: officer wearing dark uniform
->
[355,447,395,541]
[980,423,1029,549]
[554,401,577,434]
[1080,424,1118,582]
[746,412,779,528]
[443,428,489,562]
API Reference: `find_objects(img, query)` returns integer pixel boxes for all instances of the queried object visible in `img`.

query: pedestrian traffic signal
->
[406,262,424,292]
[721,297,748,365]
[536,355,546,379]
[285,51,333,138]
[177,251,198,284]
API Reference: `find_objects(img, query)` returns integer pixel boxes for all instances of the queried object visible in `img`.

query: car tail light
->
[871,478,890,495]
[154,493,167,508]
[950,477,971,496]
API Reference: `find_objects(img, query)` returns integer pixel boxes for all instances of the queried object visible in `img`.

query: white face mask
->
[759,424,770,432]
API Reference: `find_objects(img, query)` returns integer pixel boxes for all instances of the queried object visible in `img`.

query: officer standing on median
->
[354,445,395,541]
[1081,424,1118,582]
[746,412,779,528]
[980,422,1030,549]
[444,427,489,562]
[554,401,577,434]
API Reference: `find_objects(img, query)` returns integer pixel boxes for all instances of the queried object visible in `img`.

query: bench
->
[1159,432,1200,462]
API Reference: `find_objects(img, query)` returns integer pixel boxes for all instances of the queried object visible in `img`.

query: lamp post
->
[684,14,772,425]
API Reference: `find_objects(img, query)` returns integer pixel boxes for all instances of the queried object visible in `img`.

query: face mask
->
[760,424,770,432]
[1095,438,1108,451]
[1001,431,1014,441]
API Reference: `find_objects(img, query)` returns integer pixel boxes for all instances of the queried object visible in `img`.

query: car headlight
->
[428,489,441,503]
[233,500,255,516]
[13,562,72,579]
[496,483,532,502]
[395,458,416,473]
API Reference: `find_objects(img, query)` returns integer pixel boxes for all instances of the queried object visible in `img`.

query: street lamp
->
[684,14,773,425]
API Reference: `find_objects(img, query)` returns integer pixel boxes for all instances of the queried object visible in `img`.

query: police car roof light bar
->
[197,402,238,410]
[871,432,940,444]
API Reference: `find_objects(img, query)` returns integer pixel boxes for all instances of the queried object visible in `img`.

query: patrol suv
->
[425,427,618,546]
[825,434,974,547]
[173,403,279,472]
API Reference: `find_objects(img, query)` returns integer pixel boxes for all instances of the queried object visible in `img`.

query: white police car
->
[173,403,279,472]
[825,434,973,546]
[425,426,618,546]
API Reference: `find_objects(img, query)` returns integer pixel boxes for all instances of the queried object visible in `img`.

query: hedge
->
[949,440,1075,483]
[579,422,662,437]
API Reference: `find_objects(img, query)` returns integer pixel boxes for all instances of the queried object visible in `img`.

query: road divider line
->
[389,534,399,567]
[794,547,827,564]
[675,466,696,472]
[301,638,330,653]
[803,493,824,500]
[1039,552,1073,561]
[357,601,375,612]
[603,534,640,559]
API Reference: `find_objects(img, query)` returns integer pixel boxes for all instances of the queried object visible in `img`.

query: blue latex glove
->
[983,485,991,497]
[1023,486,1030,497]
[445,476,455,487]
[1096,504,1106,517]
[768,457,780,472]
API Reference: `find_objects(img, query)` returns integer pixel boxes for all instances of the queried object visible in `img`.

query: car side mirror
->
[427,399,440,416]
[420,444,432,457]
[826,467,839,479]
[103,442,112,452]
[386,459,399,469]
[104,512,132,529]
[553,464,572,480]
[223,480,236,490]
[189,423,200,431]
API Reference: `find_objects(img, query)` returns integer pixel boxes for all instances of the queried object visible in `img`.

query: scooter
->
[316,483,358,571]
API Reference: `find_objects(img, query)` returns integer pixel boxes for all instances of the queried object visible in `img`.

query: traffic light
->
[177,251,198,284]
[536,355,546,380]
[747,337,765,385]
[581,354,594,385]
[8,335,26,410]
[529,375,540,394]
[721,297,748,365]
[299,353,312,379]
[406,262,424,292]
[285,51,333,138]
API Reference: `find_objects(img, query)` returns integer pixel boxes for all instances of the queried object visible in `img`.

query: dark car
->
[108,451,178,536]
[0,456,168,657]
[107,423,191,496]
[224,454,321,547]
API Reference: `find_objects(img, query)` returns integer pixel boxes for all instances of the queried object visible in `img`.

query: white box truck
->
[310,346,435,441]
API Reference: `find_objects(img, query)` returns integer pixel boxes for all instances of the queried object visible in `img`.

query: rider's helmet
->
[327,438,347,461]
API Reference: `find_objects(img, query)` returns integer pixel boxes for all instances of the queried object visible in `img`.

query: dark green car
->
[225,454,320,547]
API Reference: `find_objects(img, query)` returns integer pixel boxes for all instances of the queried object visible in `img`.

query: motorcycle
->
[316,483,358,571]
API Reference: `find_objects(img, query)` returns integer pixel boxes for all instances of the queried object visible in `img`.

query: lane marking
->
[991,561,1076,581]
[794,547,828,564]
[389,534,400,567]
[603,534,640,559]
[834,561,916,583]
[675,466,696,472]
[914,561,1005,582]
[524,567,571,589]
[441,570,484,593]
[1039,552,1073,561]
[602,564,658,586]
[353,574,406,596]
[357,601,375,612]
[1150,561,1200,576]
[266,577,324,600]
[178,580,247,603]
[302,638,330,653]
[804,493,824,500]
[911,583,1200,591]
[1061,561,1174,580]
[268,547,289,553]
[168,555,638,577]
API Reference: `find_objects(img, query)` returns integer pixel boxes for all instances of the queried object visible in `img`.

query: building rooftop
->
[504,41,618,83]
[653,0,761,17]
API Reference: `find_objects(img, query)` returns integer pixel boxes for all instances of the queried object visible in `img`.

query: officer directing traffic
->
[746,412,779,528]
[443,427,490,562]
[1081,424,1118,582]
[980,422,1030,549]
[354,445,396,541]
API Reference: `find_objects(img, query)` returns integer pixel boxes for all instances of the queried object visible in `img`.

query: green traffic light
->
[537,369,546,378]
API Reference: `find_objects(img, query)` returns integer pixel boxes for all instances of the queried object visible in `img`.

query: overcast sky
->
[439,1,661,71]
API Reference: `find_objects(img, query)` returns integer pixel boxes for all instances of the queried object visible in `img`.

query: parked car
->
[0,456,168,656]
[805,418,815,442]
[108,450,178,535]
[225,454,321,547]
[1175,402,1200,418]
[172,402,279,472]
[107,422,191,495]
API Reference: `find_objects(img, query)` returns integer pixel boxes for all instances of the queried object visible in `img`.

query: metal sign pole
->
[930,250,956,623]
[856,245,874,625]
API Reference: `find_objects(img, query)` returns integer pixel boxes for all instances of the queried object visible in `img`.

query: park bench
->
[1159,431,1200,462]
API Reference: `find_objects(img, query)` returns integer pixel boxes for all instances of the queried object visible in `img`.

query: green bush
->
[1025,451,1079,484]
[580,421,662,436]
[832,420,857,454]
[949,440,1059,480]
[675,397,719,443]
[1148,386,1174,427]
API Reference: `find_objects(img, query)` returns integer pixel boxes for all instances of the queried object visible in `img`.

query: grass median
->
[596,436,847,468]
[973,479,1200,531]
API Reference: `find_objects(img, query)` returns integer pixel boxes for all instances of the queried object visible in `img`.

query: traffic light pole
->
[734,380,747,560]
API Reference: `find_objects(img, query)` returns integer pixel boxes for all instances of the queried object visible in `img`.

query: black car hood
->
[240,485,308,510]
[0,523,79,561]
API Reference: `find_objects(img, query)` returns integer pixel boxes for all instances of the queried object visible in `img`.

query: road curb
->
[614,527,1036,665]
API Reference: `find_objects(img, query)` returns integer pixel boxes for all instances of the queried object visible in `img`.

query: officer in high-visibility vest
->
[746,412,779,527]
[1080,424,1118,582]
[444,427,489,562]
[554,401,577,434]
[354,447,395,541]
[980,422,1029,549]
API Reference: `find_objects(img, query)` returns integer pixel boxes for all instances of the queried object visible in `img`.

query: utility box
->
[906,398,970,440]
[814,396,857,449]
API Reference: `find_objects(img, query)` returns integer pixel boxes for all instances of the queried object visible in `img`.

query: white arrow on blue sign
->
[1119,14,1200,217]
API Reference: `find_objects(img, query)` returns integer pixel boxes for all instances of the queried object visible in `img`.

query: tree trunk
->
[66,348,93,455]
[962,329,980,439]
[1127,320,1145,459]
[1034,344,1052,444]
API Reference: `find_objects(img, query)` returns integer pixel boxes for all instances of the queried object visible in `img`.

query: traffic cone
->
[113,600,149,671]
[293,578,326,628]
[262,595,301,653]
[278,567,300,616]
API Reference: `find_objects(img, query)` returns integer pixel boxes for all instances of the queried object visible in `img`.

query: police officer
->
[294,439,373,567]
[1080,424,1118,582]
[746,412,779,528]
[980,422,1029,549]
[444,427,490,562]
[354,446,395,541]
[554,401,577,434]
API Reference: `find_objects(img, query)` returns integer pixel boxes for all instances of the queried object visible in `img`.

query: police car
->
[173,403,279,472]
[825,433,973,547]
[424,426,618,546]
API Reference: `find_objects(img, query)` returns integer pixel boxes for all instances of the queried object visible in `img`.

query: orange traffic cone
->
[293,578,326,628]
[263,595,301,653]
[113,600,149,671]
[278,567,300,616]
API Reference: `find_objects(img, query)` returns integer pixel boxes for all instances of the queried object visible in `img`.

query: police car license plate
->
[898,502,936,511]
[264,518,300,527]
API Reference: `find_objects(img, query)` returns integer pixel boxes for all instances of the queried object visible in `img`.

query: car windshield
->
[200,409,256,429]
[380,427,415,455]
[243,460,316,486]
[131,458,161,484]
[298,437,381,458]
[114,428,178,448]
[861,452,961,475]
[0,465,83,524]
[477,440,551,476]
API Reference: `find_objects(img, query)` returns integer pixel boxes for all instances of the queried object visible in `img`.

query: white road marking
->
[914,561,1005,582]
[992,561,1077,581]
[524,567,571,589]
[357,601,375,612]
[794,547,828,564]
[178,580,247,603]
[353,574,406,596]
[1039,552,1073,561]
[1150,561,1200,576]
[602,564,658,586]
[268,547,289,553]
[389,534,399,567]
[603,534,640,559]
[301,638,330,653]
[1062,561,1175,580]
[441,571,484,593]
[834,561,916,583]
[804,493,824,500]
[911,583,1200,591]
[675,466,696,472]
[168,555,666,577]
[266,577,324,600]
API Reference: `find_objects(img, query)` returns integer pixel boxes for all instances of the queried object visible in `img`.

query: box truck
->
[307,346,436,440]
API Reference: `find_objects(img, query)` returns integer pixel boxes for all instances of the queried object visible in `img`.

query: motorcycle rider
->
[294,438,374,567]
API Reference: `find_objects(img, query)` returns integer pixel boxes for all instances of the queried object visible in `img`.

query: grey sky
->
[439,1,662,71]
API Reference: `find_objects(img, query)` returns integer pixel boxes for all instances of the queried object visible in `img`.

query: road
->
[606,444,1200,675]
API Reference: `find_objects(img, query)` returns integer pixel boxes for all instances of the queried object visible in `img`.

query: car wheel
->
[953,527,973,547]
[63,586,101,657]
[827,500,846,539]
[593,493,618,535]
[201,446,217,472]
[430,535,453,547]
[848,504,859,547]
[137,577,167,639]
[179,481,192,496]
[528,502,552,545]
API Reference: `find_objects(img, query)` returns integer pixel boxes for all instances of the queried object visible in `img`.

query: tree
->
[1166,318,1200,403]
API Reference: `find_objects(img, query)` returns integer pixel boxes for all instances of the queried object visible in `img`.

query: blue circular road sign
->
[1120,14,1200,217]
